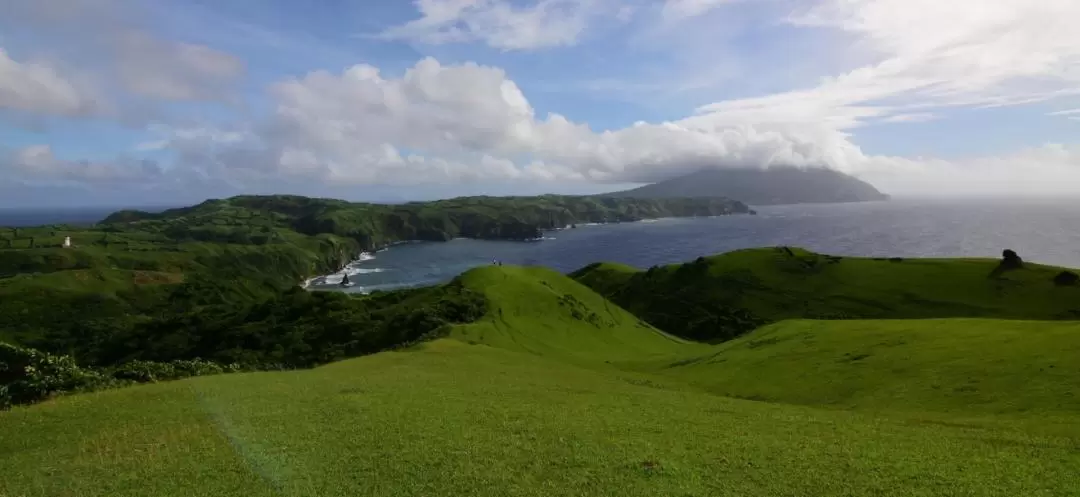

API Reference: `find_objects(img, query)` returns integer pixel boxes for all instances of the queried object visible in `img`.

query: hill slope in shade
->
[3,339,1078,497]
[606,167,889,205]
[571,247,1080,341]
[645,318,1080,418]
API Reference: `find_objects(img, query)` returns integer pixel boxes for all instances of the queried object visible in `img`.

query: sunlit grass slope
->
[450,265,708,365]
[646,318,1080,417]
[3,340,1078,497]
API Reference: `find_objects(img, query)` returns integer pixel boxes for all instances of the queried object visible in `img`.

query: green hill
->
[643,318,1080,418]
[456,267,1080,419]
[572,247,1080,341]
[4,266,1080,495]
[450,265,707,366]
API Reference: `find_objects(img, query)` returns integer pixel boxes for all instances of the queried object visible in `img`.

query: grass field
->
[4,340,1079,497]
[3,264,1080,496]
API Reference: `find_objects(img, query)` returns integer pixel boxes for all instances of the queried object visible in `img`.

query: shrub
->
[0,342,109,408]
[1053,271,1079,287]
[110,359,228,383]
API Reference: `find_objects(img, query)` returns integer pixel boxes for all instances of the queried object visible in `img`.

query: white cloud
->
[661,0,738,20]
[0,48,100,117]
[135,58,876,187]
[880,113,937,124]
[121,55,1078,197]
[378,0,604,50]
[756,0,1080,125]
[3,145,161,183]
[1048,109,1080,116]
[5,0,1080,199]
[2,0,245,107]
[112,31,244,101]
[858,144,1080,196]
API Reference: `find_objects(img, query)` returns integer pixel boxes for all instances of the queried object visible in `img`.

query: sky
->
[2,0,1080,207]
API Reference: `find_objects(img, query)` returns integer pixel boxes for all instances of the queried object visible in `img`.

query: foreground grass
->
[3,339,1079,497]
[5,265,1080,496]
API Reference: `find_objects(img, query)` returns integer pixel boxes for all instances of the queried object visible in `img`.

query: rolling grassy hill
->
[450,266,708,366]
[4,264,1080,495]
[642,319,1080,418]
[571,247,1080,341]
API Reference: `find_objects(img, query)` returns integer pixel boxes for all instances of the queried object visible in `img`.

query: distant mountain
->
[606,167,889,206]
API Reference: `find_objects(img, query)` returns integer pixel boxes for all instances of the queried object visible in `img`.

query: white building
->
[63,236,71,248]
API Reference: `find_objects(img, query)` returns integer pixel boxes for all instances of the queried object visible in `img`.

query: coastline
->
[299,210,755,291]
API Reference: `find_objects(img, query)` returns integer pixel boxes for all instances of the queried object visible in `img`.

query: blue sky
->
[2,0,1080,207]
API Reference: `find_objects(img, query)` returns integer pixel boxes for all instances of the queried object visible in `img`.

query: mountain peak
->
[605,167,889,206]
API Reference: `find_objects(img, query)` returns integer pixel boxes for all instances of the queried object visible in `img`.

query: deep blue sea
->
[311,198,1080,293]
[0,207,120,227]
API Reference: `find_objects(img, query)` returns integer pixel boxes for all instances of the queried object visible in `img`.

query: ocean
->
[0,207,121,227]
[311,198,1080,293]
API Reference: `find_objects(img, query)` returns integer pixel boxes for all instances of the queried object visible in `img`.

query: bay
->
[313,198,1080,293]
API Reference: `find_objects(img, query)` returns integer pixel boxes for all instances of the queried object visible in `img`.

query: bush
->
[1053,271,1079,287]
[0,342,110,408]
[109,359,235,383]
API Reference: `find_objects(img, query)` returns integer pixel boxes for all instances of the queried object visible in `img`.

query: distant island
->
[102,194,751,250]
[605,167,889,205]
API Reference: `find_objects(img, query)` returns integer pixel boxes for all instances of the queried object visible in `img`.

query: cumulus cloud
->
[378,0,605,50]
[122,54,1080,197]
[130,58,874,188]
[0,49,101,117]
